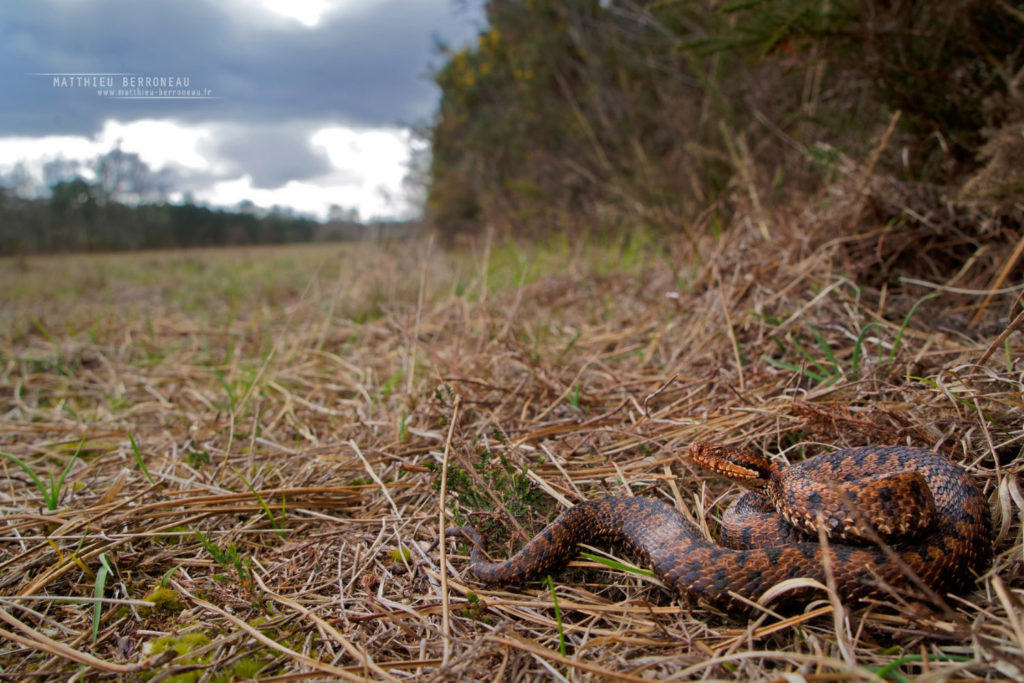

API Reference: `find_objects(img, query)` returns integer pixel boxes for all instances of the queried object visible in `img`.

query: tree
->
[2,162,36,199]
[328,204,360,223]
[43,158,86,191]
[49,178,100,216]
[94,144,157,204]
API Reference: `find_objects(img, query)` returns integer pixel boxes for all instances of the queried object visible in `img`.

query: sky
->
[0,0,483,220]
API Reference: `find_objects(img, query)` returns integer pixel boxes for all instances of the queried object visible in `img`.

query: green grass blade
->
[762,356,828,383]
[92,553,112,643]
[232,467,284,537]
[47,473,57,509]
[128,433,154,485]
[0,451,49,505]
[807,322,838,367]
[871,653,972,680]
[579,552,656,578]
[50,438,85,511]
[160,563,182,588]
[71,531,88,561]
[889,292,941,362]
[555,330,581,363]
[398,408,409,442]
[214,369,236,411]
[851,321,886,375]
[545,575,567,658]
[31,316,59,346]
[789,334,836,382]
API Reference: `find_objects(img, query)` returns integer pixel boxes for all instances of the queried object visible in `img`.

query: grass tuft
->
[1,438,83,510]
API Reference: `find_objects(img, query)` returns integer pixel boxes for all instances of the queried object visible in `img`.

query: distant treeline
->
[427,1,1024,237]
[0,179,416,255]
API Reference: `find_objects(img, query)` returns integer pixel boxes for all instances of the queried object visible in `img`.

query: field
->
[1,211,1023,680]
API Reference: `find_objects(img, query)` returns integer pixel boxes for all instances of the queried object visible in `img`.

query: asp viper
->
[443,444,991,611]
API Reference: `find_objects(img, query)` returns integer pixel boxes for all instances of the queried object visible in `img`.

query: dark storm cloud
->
[0,0,482,136]
[214,121,336,186]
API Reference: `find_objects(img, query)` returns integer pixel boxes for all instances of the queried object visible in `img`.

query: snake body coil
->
[446,445,991,610]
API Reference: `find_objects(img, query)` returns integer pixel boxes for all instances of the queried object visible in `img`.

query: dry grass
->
[1,188,1022,681]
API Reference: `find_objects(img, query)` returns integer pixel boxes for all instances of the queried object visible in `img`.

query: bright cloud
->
[251,0,390,28]
[199,124,415,219]
[0,119,217,188]
[0,135,102,166]
[0,117,418,220]
[311,126,410,192]
[98,120,212,170]
[261,0,333,27]
[197,173,406,220]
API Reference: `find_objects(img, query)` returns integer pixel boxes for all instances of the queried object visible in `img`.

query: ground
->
[1,205,1022,680]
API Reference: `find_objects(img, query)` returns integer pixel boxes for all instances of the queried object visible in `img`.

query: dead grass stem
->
[1,182,1022,679]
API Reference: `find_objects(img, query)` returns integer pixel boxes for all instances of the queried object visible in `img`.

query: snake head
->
[688,442,775,492]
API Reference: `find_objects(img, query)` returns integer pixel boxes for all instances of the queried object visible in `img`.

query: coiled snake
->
[444,444,991,610]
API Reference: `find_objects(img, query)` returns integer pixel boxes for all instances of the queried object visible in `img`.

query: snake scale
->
[444,444,991,611]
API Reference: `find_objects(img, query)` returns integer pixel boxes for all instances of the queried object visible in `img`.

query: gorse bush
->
[427,0,1024,239]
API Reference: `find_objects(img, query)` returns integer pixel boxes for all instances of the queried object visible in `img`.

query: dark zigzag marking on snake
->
[447,446,991,611]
